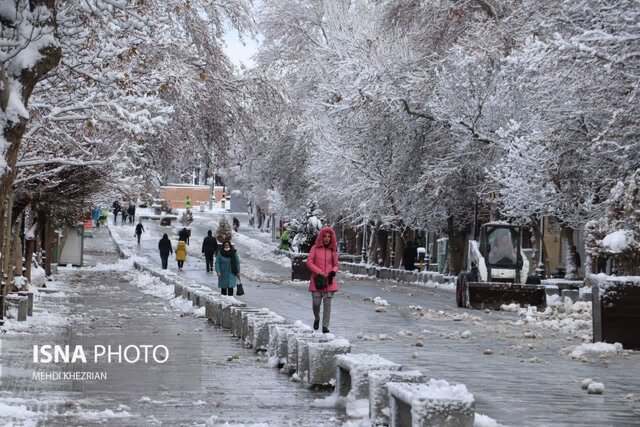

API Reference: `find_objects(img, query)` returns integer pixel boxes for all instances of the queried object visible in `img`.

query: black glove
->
[328,271,336,284]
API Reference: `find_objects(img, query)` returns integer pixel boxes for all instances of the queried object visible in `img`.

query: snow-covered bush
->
[217,217,234,243]
[286,201,326,253]
[585,169,640,275]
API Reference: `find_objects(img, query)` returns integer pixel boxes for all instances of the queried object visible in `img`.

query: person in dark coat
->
[232,216,240,232]
[216,240,240,296]
[158,234,173,270]
[121,208,128,224]
[134,222,145,245]
[178,227,190,245]
[402,241,418,271]
[202,230,219,273]
[127,204,135,223]
[112,200,121,224]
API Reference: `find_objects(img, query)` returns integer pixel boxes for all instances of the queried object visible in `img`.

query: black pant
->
[160,255,169,269]
[221,287,234,296]
[136,233,142,244]
[177,260,184,269]
[204,253,214,272]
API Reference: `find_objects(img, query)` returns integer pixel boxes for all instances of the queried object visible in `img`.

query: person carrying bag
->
[306,226,339,333]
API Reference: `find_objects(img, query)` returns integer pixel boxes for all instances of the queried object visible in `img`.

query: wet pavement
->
[0,226,344,426]
[107,209,640,426]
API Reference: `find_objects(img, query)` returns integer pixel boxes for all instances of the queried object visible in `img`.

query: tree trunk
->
[447,216,467,276]
[562,227,576,279]
[43,212,54,276]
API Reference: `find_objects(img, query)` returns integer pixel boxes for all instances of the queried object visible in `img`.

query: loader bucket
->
[467,282,546,310]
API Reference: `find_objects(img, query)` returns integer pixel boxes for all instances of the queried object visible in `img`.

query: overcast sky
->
[223,30,259,69]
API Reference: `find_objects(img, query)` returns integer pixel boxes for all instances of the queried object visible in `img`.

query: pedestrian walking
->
[202,230,219,273]
[121,209,128,224]
[178,227,190,245]
[279,227,291,251]
[232,216,240,232]
[402,241,418,271]
[127,204,135,223]
[112,200,121,225]
[176,240,187,271]
[306,226,339,333]
[215,240,240,296]
[134,222,145,245]
[158,234,172,270]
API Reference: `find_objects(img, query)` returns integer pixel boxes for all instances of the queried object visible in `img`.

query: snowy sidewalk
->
[108,211,640,426]
[0,227,345,426]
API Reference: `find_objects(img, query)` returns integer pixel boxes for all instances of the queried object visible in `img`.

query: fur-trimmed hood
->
[314,226,337,251]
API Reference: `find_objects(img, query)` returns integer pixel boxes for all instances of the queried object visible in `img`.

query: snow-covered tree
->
[217,216,233,243]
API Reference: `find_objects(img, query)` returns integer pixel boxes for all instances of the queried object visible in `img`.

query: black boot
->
[322,327,330,334]
[313,320,319,330]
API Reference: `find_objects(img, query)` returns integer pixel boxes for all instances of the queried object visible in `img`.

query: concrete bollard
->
[17,291,34,316]
[181,286,192,301]
[277,328,314,374]
[368,370,424,426]
[307,339,351,385]
[174,283,183,298]
[222,300,247,330]
[387,380,475,427]
[294,334,333,379]
[335,354,402,399]
[233,307,262,338]
[268,324,297,364]
[545,286,560,298]
[6,295,28,321]
[248,314,286,351]
[242,311,273,343]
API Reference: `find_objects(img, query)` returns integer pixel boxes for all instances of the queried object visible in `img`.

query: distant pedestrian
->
[121,209,128,224]
[202,230,219,273]
[232,216,240,232]
[134,222,145,245]
[279,227,291,251]
[402,241,418,271]
[216,240,240,296]
[112,200,121,224]
[571,245,581,269]
[306,226,339,333]
[176,240,187,271]
[178,227,190,245]
[158,234,172,270]
[127,204,135,223]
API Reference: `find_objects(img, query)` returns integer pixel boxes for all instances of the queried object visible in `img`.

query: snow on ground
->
[233,231,292,268]
[128,270,175,300]
[474,413,503,427]
[568,342,623,359]
[502,297,592,335]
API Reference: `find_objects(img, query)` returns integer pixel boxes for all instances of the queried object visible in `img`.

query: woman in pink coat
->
[306,226,339,333]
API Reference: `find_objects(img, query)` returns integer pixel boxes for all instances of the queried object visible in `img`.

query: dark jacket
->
[178,228,190,244]
[202,235,218,255]
[158,237,173,256]
[135,224,145,235]
[127,205,135,216]
[403,242,418,270]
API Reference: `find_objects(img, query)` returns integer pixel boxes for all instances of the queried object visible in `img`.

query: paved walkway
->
[1,227,344,426]
[109,211,640,426]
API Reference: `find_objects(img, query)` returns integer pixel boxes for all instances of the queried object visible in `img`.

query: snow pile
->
[31,264,47,287]
[169,297,205,317]
[128,271,173,300]
[373,297,389,306]
[500,303,520,312]
[474,413,503,426]
[81,257,137,272]
[0,401,40,421]
[507,299,592,335]
[569,342,623,359]
[601,229,635,253]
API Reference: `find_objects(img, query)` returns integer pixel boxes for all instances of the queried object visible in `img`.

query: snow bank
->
[474,413,503,427]
[570,342,623,359]
[506,299,592,335]
[129,271,174,300]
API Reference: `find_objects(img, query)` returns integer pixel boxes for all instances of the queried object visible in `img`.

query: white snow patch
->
[601,229,635,253]
[570,342,622,359]
[474,413,503,427]
[373,297,389,306]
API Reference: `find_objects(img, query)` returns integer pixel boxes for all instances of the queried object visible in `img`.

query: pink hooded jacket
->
[306,226,339,292]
